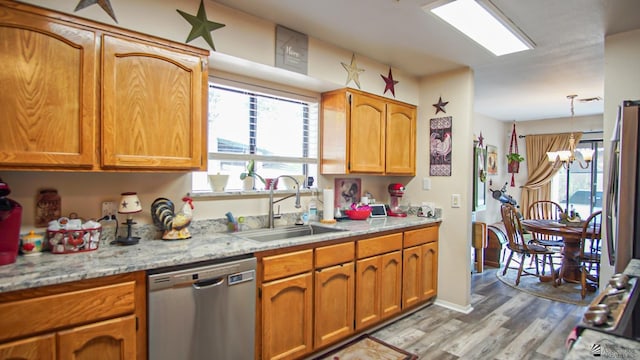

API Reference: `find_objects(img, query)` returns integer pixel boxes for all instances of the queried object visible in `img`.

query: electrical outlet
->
[101,201,117,217]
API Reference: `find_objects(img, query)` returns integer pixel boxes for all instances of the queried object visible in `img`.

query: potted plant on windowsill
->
[506,153,525,174]
[240,159,265,190]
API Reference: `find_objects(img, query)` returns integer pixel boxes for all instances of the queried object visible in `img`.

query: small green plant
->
[506,153,525,163]
[239,159,265,185]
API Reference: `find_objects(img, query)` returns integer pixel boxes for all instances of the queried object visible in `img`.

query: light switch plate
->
[422,177,431,190]
[451,194,461,208]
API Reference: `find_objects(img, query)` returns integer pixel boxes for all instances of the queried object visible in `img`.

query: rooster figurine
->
[151,195,194,240]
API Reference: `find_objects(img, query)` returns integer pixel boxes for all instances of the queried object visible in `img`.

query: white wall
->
[414,68,475,312]
[602,28,640,285]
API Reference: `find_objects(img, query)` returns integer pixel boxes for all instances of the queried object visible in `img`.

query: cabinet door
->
[402,246,421,308]
[0,7,97,169]
[386,102,416,174]
[314,262,354,348]
[262,273,313,360]
[101,35,207,170]
[349,92,386,173]
[380,251,402,319]
[355,256,381,330]
[57,315,136,360]
[0,334,55,360]
[421,242,438,300]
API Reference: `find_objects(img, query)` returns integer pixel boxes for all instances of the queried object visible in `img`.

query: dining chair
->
[501,204,558,286]
[527,200,564,271]
[577,210,602,299]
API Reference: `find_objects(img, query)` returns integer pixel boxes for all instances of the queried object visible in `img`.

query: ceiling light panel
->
[425,0,534,56]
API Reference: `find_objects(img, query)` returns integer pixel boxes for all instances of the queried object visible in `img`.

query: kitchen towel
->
[322,188,334,221]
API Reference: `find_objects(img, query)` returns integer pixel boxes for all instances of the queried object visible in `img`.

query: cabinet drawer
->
[262,249,313,282]
[315,242,355,268]
[357,233,402,259]
[404,226,438,248]
[0,281,136,342]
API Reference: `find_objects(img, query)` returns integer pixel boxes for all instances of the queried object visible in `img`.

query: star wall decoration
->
[341,53,365,89]
[74,0,118,23]
[177,0,226,51]
[381,68,399,97]
[433,96,449,114]
[477,131,484,147]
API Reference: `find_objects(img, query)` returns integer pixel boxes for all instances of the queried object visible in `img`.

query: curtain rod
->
[518,130,603,138]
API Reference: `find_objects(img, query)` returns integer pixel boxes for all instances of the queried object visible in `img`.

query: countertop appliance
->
[606,100,640,273]
[387,183,407,217]
[0,178,22,266]
[148,255,256,360]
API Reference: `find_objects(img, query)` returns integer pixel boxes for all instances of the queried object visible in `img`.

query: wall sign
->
[429,116,452,176]
[275,25,308,75]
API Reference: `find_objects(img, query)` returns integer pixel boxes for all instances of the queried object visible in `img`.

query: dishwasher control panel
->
[228,270,255,285]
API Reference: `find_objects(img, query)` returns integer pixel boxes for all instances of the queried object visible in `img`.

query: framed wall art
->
[429,116,452,176]
[335,178,361,209]
[473,146,487,211]
[487,145,498,175]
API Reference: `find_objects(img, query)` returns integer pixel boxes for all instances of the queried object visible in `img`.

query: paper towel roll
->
[323,188,335,221]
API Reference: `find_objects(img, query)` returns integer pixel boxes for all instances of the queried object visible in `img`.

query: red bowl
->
[344,209,371,220]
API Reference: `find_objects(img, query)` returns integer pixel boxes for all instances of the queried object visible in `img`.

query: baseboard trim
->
[433,298,474,314]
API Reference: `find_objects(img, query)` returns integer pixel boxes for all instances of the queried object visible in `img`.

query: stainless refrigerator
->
[606,100,640,273]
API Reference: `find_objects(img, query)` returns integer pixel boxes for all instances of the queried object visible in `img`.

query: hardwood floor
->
[372,268,586,359]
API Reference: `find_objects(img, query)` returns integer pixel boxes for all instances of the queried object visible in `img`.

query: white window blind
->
[192,81,319,192]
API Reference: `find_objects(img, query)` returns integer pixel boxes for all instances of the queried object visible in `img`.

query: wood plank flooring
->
[372,268,586,359]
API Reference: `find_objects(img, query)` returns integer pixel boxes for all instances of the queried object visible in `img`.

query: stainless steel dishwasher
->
[148,256,256,360]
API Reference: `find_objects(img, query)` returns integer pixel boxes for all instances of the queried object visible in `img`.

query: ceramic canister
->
[21,231,43,256]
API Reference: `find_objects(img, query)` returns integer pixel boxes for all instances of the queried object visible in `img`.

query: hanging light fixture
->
[546,95,594,169]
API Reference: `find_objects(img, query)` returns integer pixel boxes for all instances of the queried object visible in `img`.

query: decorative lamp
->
[116,192,142,245]
[546,95,593,169]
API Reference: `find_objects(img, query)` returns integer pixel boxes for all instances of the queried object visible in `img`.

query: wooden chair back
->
[580,210,602,259]
[500,204,528,252]
[528,200,563,242]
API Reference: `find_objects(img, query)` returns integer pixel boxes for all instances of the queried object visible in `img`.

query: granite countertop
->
[0,216,440,293]
[565,328,640,359]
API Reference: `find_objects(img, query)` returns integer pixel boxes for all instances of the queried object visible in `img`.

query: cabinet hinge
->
[258,287,262,299]
[347,93,352,105]
[201,58,207,71]
[136,316,139,331]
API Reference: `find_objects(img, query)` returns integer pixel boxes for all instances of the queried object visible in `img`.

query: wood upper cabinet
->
[320,88,416,175]
[386,102,416,174]
[101,35,207,170]
[0,3,98,169]
[0,0,209,171]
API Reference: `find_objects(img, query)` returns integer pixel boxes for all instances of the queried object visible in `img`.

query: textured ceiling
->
[212,0,640,121]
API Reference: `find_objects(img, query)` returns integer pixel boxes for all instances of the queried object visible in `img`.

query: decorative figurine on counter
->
[151,195,194,240]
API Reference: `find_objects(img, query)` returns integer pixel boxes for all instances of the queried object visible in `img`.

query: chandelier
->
[546,95,594,169]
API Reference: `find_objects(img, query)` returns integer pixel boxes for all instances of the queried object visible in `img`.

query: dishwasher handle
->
[193,277,225,289]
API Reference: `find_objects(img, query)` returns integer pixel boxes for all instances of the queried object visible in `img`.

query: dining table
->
[520,218,596,285]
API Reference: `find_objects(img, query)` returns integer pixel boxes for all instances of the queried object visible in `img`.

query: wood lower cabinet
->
[355,233,402,330]
[0,334,55,360]
[320,88,416,175]
[0,272,146,360]
[260,250,313,360]
[257,224,439,360]
[403,227,439,308]
[0,0,208,171]
[58,316,137,360]
[314,263,355,348]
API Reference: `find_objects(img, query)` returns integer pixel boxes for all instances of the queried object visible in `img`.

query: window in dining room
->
[549,139,603,217]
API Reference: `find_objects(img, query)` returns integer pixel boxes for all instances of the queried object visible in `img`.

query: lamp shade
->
[118,192,142,214]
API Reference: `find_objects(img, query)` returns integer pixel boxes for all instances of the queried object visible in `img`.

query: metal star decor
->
[433,96,449,114]
[477,131,484,147]
[341,53,365,89]
[74,0,118,23]
[177,0,226,51]
[381,67,399,97]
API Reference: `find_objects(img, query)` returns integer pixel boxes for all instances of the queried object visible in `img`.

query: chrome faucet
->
[268,175,302,228]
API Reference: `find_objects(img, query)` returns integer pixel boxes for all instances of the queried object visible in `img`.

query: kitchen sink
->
[242,224,347,242]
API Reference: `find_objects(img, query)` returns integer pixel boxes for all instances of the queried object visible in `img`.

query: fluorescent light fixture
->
[425,0,534,56]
